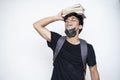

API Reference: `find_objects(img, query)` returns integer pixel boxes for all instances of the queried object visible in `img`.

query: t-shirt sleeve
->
[86,44,97,66]
[47,31,61,52]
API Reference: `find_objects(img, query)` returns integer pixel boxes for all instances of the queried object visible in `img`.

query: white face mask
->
[65,28,77,38]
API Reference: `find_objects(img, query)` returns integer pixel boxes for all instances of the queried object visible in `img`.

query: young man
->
[33,11,100,80]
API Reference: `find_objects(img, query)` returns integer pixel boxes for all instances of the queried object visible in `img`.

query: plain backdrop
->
[0,0,120,80]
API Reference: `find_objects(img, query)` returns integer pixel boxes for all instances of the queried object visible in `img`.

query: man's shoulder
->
[51,31,62,38]
[47,31,62,50]
[49,31,62,44]
[79,38,93,49]
[87,43,93,47]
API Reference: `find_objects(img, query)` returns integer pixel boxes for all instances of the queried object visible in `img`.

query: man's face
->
[65,16,80,30]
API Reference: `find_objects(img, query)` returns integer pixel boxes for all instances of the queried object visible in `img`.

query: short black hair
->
[64,12,84,26]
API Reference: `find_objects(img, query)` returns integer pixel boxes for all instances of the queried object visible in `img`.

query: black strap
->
[80,39,88,69]
[53,36,66,61]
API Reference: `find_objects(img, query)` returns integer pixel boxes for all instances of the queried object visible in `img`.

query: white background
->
[0,0,120,80]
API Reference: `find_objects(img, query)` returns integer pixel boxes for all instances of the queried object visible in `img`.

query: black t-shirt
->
[47,32,96,80]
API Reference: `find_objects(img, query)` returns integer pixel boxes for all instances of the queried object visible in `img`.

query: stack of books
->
[62,4,86,18]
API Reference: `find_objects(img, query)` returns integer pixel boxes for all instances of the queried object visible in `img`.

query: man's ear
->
[79,25,83,29]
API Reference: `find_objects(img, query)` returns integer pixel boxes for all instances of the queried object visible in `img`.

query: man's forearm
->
[33,16,61,28]
[90,65,100,80]
[91,70,100,80]
[33,11,63,28]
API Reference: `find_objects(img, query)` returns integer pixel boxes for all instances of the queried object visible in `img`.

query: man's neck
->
[66,35,80,45]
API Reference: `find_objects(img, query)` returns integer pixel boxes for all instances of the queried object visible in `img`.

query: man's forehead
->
[66,16,78,20]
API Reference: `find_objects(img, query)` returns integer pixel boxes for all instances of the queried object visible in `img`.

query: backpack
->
[53,36,88,72]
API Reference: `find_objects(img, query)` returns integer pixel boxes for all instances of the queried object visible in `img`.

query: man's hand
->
[55,11,64,21]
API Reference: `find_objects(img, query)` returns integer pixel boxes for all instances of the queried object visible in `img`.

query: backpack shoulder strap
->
[53,36,66,62]
[80,39,88,69]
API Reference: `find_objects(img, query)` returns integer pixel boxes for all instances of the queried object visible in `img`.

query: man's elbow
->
[33,22,38,29]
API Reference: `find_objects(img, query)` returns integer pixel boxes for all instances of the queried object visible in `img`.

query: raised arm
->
[33,11,63,42]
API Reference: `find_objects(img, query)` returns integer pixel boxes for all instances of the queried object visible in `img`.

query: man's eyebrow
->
[71,16,78,19]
